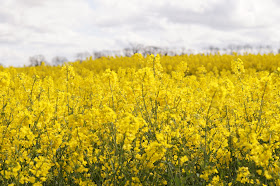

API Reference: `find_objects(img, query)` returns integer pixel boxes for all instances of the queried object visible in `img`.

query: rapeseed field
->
[1,53,280,185]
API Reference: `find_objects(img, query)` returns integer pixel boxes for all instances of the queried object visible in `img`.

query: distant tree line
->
[28,44,279,67]
[28,55,68,67]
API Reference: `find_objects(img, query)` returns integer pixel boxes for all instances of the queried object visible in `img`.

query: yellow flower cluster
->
[1,53,280,185]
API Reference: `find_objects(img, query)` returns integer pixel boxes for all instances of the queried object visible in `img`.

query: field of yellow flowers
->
[1,53,280,185]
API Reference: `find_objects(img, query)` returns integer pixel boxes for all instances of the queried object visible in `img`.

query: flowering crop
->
[1,53,280,185]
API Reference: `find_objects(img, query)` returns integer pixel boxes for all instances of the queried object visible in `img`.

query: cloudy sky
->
[0,0,280,66]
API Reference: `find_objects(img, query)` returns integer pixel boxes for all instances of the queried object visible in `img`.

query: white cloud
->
[0,0,280,66]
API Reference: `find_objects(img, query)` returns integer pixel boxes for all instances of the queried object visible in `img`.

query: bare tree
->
[228,44,235,54]
[265,45,273,53]
[160,47,169,56]
[93,51,103,59]
[208,46,220,54]
[102,50,114,57]
[76,52,91,62]
[29,54,46,66]
[180,47,187,55]
[123,48,133,57]
[93,50,116,59]
[243,44,253,53]
[112,50,122,57]
[129,43,143,54]
[166,48,176,56]
[257,45,264,53]
[52,56,68,66]
[142,46,162,56]
[186,49,195,55]
[235,45,242,54]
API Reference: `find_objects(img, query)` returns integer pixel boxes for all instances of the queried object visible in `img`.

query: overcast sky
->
[1,0,280,66]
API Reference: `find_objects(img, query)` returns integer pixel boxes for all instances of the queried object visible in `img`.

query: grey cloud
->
[0,15,10,23]
[95,13,165,33]
[14,0,47,7]
[0,11,15,24]
[93,0,256,34]
[0,38,20,45]
[153,1,265,30]
[0,31,21,45]
[24,25,54,34]
[29,41,78,48]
